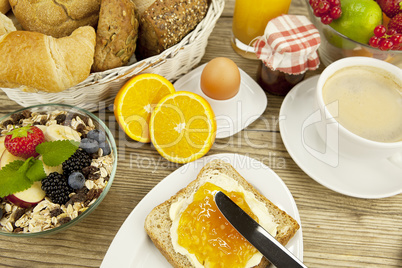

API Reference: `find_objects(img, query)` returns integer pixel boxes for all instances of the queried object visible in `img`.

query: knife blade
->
[214,191,307,268]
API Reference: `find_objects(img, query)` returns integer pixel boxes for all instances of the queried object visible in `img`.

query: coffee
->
[322,66,402,143]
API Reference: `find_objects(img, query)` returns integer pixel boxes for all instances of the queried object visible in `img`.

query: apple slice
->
[0,135,5,154]
[38,155,62,175]
[0,150,25,169]
[6,181,46,208]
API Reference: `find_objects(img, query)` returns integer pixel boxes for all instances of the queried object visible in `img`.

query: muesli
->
[0,109,114,233]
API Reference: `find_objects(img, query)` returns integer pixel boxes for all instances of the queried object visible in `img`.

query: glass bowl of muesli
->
[0,104,117,237]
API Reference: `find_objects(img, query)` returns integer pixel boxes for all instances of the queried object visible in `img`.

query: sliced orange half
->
[114,73,176,143]
[149,91,217,164]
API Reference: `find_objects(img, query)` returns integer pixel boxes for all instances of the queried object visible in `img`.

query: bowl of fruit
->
[0,104,117,237]
[306,0,402,67]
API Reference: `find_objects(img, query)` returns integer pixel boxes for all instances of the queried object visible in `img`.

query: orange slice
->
[114,73,175,143]
[149,92,216,163]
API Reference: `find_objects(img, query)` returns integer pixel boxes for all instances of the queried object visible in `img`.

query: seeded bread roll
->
[9,0,100,38]
[144,159,300,268]
[92,0,139,72]
[133,0,155,14]
[0,26,96,93]
[136,0,208,59]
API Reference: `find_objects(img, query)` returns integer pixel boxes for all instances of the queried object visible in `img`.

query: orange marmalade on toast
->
[177,182,257,267]
[169,173,278,268]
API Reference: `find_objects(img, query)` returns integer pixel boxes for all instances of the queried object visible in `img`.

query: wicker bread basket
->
[1,0,225,112]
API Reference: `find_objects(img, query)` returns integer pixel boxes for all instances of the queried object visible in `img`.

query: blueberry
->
[99,141,111,156]
[80,138,99,154]
[87,129,106,143]
[68,171,86,190]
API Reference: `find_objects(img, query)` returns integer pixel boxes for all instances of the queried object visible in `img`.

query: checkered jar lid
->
[254,15,321,75]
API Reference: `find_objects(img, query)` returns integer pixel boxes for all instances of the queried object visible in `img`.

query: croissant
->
[0,26,96,93]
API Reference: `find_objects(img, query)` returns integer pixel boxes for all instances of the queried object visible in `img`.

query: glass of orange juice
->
[231,0,292,59]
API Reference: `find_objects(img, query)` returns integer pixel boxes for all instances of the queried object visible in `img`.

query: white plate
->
[173,63,267,139]
[101,153,303,267]
[279,76,402,199]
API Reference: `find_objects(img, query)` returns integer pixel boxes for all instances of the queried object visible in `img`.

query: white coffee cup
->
[314,57,402,168]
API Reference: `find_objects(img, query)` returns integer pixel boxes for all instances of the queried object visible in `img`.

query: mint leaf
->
[0,160,33,198]
[26,159,47,182]
[36,140,79,166]
[19,157,34,174]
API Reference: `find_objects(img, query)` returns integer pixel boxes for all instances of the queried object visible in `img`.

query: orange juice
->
[232,0,292,48]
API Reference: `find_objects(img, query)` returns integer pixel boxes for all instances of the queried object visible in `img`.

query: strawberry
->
[4,125,45,158]
[388,13,402,34]
[376,0,402,18]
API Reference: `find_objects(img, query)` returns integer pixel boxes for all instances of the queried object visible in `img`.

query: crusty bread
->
[144,159,300,268]
[0,26,96,93]
[9,0,100,38]
[136,0,209,59]
[132,0,155,15]
[0,0,10,14]
[0,12,16,36]
[92,0,139,72]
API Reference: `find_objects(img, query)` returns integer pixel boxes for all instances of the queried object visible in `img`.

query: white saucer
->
[279,75,402,199]
[174,63,267,139]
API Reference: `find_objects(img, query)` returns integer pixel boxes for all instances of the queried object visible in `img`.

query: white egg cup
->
[174,63,267,139]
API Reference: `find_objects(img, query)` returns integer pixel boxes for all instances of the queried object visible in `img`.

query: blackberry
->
[41,172,73,205]
[62,149,92,176]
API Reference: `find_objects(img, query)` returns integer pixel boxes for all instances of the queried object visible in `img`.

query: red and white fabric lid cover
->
[254,15,321,75]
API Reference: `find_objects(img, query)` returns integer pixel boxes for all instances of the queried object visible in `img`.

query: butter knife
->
[214,191,307,268]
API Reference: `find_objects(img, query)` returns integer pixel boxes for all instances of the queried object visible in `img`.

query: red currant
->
[330,7,342,19]
[369,36,381,48]
[379,38,394,51]
[390,34,402,47]
[386,29,397,36]
[312,1,320,10]
[328,0,340,6]
[321,14,333,24]
[317,1,330,14]
[373,25,386,38]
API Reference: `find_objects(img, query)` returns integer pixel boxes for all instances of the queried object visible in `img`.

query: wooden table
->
[1,0,402,267]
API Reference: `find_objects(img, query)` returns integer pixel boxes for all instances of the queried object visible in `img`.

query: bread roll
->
[132,0,155,14]
[0,26,96,93]
[0,0,10,14]
[92,0,139,72]
[136,0,208,59]
[0,12,16,36]
[9,0,100,38]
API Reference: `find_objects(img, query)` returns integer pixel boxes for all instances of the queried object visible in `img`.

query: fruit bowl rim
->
[304,0,402,54]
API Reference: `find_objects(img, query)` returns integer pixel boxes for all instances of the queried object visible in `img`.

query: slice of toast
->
[144,159,300,268]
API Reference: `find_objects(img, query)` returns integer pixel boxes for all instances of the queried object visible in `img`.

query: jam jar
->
[253,15,321,96]
[257,62,305,95]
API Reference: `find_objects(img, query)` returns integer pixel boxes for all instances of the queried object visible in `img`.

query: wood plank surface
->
[0,0,401,267]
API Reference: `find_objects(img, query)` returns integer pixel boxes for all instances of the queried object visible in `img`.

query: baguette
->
[145,159,300,268]
[0,26,96,93]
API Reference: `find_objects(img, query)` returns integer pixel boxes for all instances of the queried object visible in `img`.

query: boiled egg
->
[200,57,241,100]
